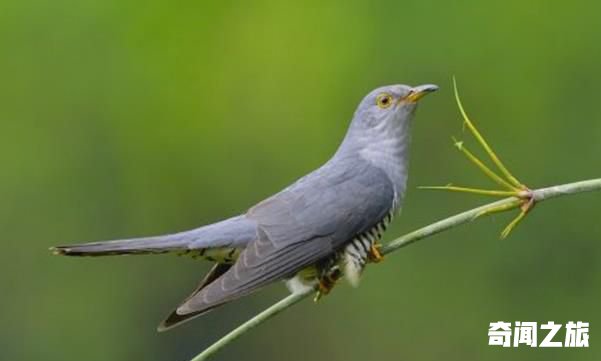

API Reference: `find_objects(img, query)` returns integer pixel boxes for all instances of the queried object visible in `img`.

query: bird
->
[51,83,438,331]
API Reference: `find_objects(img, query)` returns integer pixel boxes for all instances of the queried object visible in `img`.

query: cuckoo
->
[52,83,438,330]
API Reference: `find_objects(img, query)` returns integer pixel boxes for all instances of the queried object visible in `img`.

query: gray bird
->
[52,83,438,331]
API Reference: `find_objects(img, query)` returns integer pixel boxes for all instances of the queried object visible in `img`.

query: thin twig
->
[451,138,517,191]
[452,77,525,189]
[189,178,601,361]
[189,292,308,361]
[418,185,519,197]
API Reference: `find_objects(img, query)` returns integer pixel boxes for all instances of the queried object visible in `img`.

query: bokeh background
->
[1,1,600,360]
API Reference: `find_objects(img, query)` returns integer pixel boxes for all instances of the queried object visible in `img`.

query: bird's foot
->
[313,269,341,302]
[368,242,384,263]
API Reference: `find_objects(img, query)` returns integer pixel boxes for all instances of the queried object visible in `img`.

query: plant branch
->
[190,177,601,361]
[189,292,308,361]
[452,77,525,189]
[418,185,519,197]
[451,138,517,191]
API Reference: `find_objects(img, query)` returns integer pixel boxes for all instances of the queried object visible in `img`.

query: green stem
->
[500,206,529,239]
[452,138,518,191]
[418,185,518,197]
[189,292,308,361]
[452,77,525,189]
[190,178,601,361]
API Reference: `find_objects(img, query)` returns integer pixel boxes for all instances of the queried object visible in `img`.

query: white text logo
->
[488,321,589,348]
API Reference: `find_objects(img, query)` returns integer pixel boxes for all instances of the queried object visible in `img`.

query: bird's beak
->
[406,84,439,103]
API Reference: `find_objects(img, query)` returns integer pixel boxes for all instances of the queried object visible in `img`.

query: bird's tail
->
[51,215,257,257]
[51,232,192,256]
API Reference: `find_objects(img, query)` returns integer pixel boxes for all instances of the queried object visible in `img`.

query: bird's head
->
[351,83,438,131]
[338,83,438,157]
[332,83,438,198]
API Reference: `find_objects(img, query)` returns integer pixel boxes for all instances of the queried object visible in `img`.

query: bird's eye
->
[376,93,393,109]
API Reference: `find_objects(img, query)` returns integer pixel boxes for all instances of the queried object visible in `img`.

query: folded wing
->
[170,159,395,320]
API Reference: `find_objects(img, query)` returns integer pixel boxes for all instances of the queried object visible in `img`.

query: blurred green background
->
[1,1,600,360]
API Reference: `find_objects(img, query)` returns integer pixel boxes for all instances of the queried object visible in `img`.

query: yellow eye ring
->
[376,93,393,109]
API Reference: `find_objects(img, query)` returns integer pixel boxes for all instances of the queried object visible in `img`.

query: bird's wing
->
[175,160,395,317]
[157,262,232,331]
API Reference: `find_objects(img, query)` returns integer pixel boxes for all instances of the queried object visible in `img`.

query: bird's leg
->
[368,242,384,263]
[314,267,341,302]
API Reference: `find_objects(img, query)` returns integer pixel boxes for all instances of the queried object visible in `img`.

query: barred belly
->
[286,212,394,293]
[341,211,393,287]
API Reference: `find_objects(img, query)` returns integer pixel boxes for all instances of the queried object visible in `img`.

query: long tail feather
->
[50,233,191,256]
[51,215,257,257]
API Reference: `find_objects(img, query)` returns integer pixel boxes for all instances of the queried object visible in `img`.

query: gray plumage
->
[55,215,256,261]
[51,83,438,330]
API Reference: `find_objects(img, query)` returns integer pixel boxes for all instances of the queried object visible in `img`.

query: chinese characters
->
[488,321,589,348]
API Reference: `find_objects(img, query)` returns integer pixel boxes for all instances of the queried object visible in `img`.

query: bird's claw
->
[313,269,341,302]
[368,243,384,263]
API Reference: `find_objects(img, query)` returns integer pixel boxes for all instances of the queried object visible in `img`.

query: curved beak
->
[406,84,439,103]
